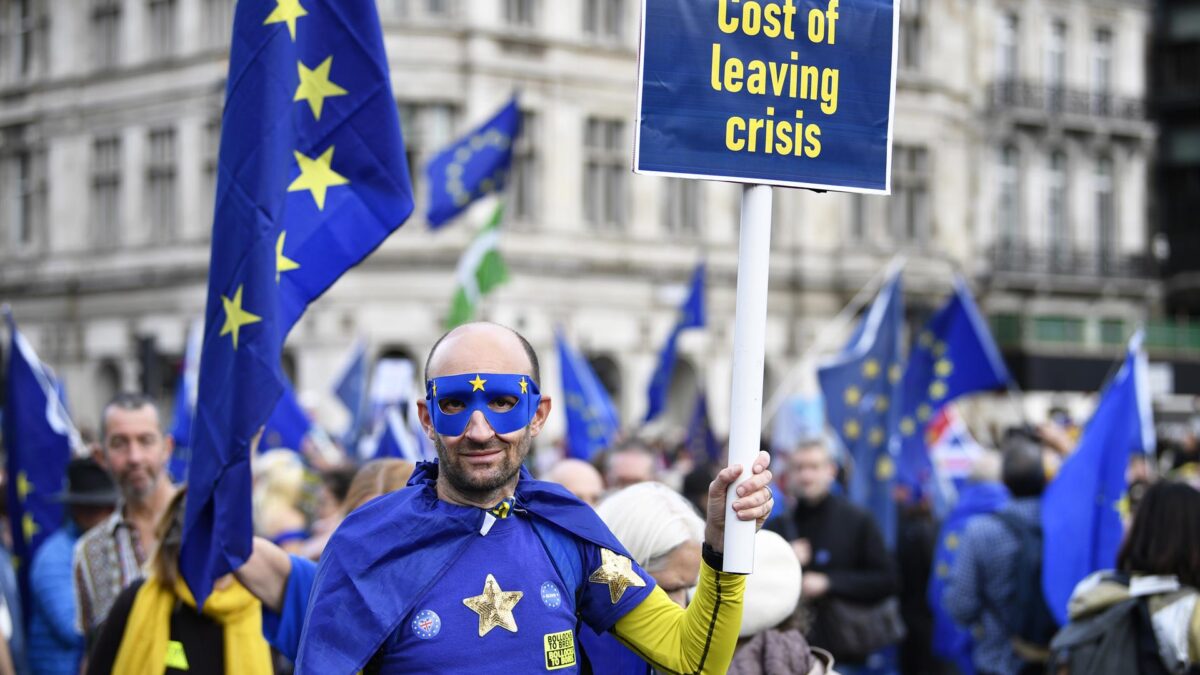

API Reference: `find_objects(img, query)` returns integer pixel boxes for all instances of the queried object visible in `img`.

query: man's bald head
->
[545,459,604,507]
[424,322,540,384]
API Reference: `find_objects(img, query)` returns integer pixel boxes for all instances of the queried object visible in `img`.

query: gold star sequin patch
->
[589,549,646,604]
[462,573,522,637]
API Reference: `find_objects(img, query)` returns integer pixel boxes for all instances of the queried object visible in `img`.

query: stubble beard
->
[434,429,531,499]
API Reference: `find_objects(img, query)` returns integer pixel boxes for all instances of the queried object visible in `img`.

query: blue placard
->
[635,0,898,194]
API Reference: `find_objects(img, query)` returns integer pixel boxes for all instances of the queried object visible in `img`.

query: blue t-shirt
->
[262,554,318,661]
[368,511,654,674]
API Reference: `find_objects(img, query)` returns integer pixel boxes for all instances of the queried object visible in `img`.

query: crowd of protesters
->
[0,381,1197,674]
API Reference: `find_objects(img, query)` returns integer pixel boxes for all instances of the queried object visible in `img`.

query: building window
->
[890,145,930,245]
[997,13,1019,82]
[1046,20,1066,110]
[583,0,623,41]
[397,102,458,207]
[510,110,540,225]
[1092,28,1113,113]
[1100,318,1125,346]
[1095,155,1115,266]
[147,0,177,58]
[146,128,177,244]
[996,144,1021,250]
[1046,150,1069,264]
[0,142,45,253]
[379,0,453,19]
[202,0,234,48]
[1034,316,1084,343]
[899,0,923,71]
[91,0,121,69]
[0,0,49,83]
[200,118,221,236]
[663,178,703,236]
[91,136,122,248]
[504,0,537,28]
[583,117,627,230]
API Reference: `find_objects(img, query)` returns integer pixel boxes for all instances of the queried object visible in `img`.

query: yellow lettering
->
[748,116,765,152]
[807,8,824,43]
[710,43,723,91]
[724,57,744,92]
[826,0,839,44]
[775,119,794,156]
[743,1,762,35]
[782,0,798,40]
[746,60,767,95]
[805,124,822,158]
[821,68,839,114]
[726,116,746,151]
[718,0,739,33]
[763,3,782,38]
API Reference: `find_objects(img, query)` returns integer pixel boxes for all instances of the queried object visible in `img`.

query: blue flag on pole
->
[333,339,369,447]
[180,0,413,607]
[818,272,904,548]
[2,308,79,622]
[168,321,202,482]
[896,278,1011,500]
[928,480,1010,675]
[1041,331,1154,625]
[557,331,620,461]
[685,390,722,466]
[262,381,312,452]
[425,97,521,228]
[645,263,706,422]
[372,406,421,461]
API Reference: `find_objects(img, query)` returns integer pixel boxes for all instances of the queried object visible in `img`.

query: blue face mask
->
[425,373,541,437]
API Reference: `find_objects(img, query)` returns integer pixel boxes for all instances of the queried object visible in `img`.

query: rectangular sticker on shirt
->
[165,640,189,670]
[543,630,576,670]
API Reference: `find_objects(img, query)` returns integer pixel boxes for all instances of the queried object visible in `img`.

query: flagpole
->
[724,184,773,574]
[761,255,902,428]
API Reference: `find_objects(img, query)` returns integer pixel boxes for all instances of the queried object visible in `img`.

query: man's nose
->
[463,410,496,441]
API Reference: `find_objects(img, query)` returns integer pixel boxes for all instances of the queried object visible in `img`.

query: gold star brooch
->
[462,573,522,637]
[589,549,645,604]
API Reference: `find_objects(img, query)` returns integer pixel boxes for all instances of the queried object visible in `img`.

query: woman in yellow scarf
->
[86,487,272,675]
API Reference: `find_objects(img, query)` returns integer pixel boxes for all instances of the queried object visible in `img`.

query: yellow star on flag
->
[917,404,932,422]
[868,427,885,447]
[946,533,959,550]
[21,513,37,543]
[929,380,948,401]
[936,562,950,578]
[462,573,523,637]
[589,549,646,604]
[844,386,861,406]
[275,231,301,283]
[935,359,954,378]
[470,375,487,392]
[264,0,308,41]
[843,419,861,440]
[862,359,880,379]
[294,56,348,120]
[220,285,262,350]
[900,417,916,436]
[874,395,890,413]
[889,363,903,385]
[519,377,528,394]
[16,472,32,501]
[288,146,350,211]
[875,455,895,480]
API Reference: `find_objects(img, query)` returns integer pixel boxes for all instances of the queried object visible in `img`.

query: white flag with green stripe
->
[446,202,509,328]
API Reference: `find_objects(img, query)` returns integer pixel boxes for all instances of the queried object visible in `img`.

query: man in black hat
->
[28,458,116,675]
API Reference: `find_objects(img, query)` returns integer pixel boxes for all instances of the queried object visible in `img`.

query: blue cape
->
[295,462,641,673]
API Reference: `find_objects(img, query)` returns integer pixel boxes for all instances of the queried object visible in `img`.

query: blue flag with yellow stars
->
[262,380,312,452]
[180,0,413,608]
[557,330,620,461]
[426,96,521,228]
[896,278,1011,502]
[685,389,722,466]
[645,263,706,422]
[1042,332,1154,625]
[928,480,1009,675]
[2,308,80,622]
[817,272,904,549]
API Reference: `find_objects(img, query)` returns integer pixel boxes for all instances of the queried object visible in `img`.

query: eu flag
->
[3,308,81,622]
[557,330,620,461]
[262,380,312,452]
[928,480,1009,675]
[685,390,721,466]
[426,97,521,228]
[333,339,368,447]
[372,406,421,462]
[181,0,413,607]
[896,278,1011,500]
[167,320,202,482]
[817,272,904,548]
[1041,332,1154,625]
[645,263,706,422]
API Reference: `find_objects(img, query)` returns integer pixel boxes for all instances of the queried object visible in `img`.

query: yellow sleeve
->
[608,561,745,675]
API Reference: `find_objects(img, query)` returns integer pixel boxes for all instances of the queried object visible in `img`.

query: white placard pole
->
[723,183,773,574]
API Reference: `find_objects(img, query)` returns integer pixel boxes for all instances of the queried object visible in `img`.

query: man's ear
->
[529,395,552,437]
[416,399,437,441]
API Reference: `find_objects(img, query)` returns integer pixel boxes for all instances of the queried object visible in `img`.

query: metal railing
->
[989,80,1146,121]
[989,241,1151,279]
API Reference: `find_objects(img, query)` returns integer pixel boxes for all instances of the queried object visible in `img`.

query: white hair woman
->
[596,481,706,607]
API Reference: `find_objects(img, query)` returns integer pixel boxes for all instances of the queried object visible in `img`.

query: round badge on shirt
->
[540,582,563,609]
[411,609,442,639]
